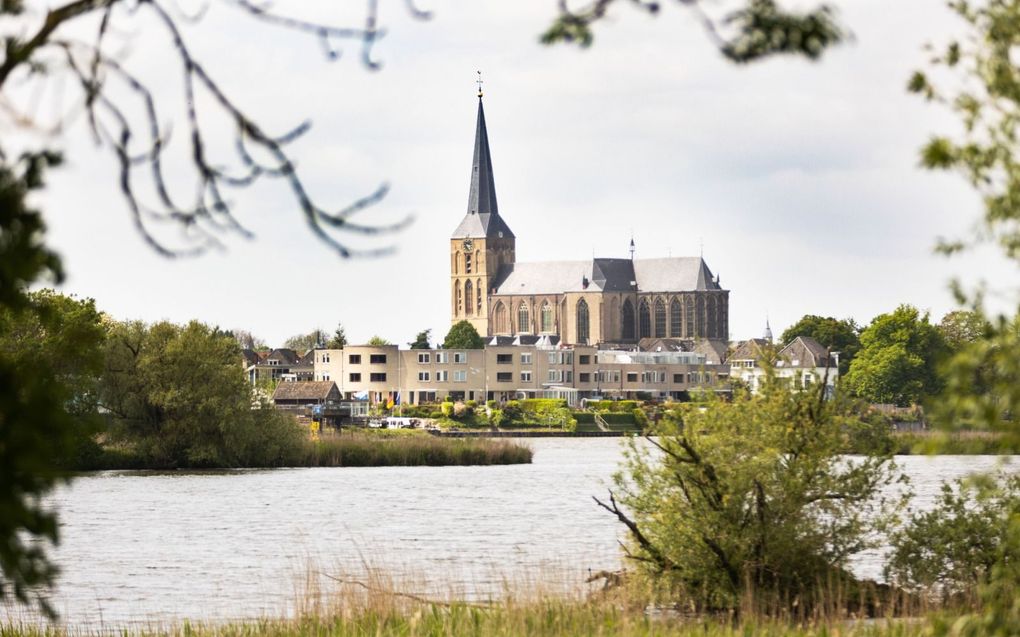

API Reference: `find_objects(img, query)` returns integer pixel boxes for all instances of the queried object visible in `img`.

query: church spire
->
[467,94,498,216]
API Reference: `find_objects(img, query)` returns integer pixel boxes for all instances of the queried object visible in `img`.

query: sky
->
[20,0,1020,346]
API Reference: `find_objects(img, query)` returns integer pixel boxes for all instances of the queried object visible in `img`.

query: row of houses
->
[247,335,839,409]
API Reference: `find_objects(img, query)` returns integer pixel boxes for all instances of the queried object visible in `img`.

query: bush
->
[440,402,453,418]
[486,399,497,410]
[632,408,648,429]
[603,378,901,613]
[428,410,443,419]
[488,408,504,428]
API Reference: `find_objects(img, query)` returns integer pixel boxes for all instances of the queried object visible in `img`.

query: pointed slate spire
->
[467,96,498,216]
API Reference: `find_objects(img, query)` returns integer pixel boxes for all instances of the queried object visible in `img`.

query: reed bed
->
[297,433,533,467]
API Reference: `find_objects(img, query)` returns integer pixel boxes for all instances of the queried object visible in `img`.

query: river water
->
[5,439,1014,627]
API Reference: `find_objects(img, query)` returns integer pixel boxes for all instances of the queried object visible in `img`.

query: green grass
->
[892,431,1018,455]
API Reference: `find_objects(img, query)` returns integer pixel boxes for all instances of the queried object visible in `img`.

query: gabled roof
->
[451,98,515,240]
[491,257,724,296]
[272,381,338,402]
[241,349,260,366]
[694,339,729,365]
[778,336,834,369]
[638,338,690,353]
[728,338,771,362]
[266,348,299,365]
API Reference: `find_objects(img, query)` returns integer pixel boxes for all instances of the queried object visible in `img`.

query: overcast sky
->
[25,0,1018,346]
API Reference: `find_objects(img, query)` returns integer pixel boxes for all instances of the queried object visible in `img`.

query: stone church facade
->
[451,95,729,346]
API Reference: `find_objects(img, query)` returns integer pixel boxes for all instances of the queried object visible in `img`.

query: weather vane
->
[476,70,484,98]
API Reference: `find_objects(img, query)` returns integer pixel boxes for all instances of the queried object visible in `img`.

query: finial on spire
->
[476,70,484,98]
[629,234,635,261]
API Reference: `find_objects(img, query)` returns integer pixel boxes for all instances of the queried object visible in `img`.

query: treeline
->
[781,306,985,408]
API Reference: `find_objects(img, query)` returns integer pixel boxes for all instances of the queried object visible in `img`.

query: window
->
[496,353,513,364]
[370,354,386,364]
[436,370,449,382]
[455,281,462,314]
[321,353,330,363]
[622,299,635,340]
[496,372,512,382]
[418,353,430,363]
[673,373,684,383]
[579,373,591,383]
[654,298,666,338]
[418,372,430,382]
[547,370,562,382]
[436,352,449,363]
[549,352,572,365]
[465,280,474,316]
[642,371,665,383]
[517,302,530,333]
[349,354,361,364]
[268,359,279,366]
[465,252,472,274]
[638,300,651,339]
[321,373,330,381]
[493,302,508,333]
[541,302,553,332]
[670,298,682,337]
[453,370,467,382]
[547,352,558,364]
[598,370,620,383]
[520,352,532,365]
[476,278,482,315]
[576,299,590,344]
[370,373,387,382]
[349,373,362,382]
[579,355,591,365]
[626,372,638,383]
[521,371,532,382]
[685,296,695,338]
[453,352,467,364]
[565,371,573,383]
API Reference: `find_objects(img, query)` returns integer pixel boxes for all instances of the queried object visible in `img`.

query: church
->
[450,92,729,347]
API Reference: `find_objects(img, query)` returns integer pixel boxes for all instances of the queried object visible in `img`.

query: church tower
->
[450,91,516,335]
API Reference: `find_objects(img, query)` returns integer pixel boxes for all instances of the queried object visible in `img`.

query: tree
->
[366,335,392,346]
[283,329,325,351]
[938,310,989,352]
[233,329,267,351]
[780,314,861,375]
[408,329,431,349]
[542,0,845,63]
[843,305,949,407]
[598,376,900,613]
[443,320,485,349]
[100,320,303,468]
[0,288,106,615]
[327,323,349,349]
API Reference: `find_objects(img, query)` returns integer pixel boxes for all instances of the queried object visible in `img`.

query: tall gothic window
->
[684,296,695,338]
[654,298,666,338]
[465,252,472,274]
[476,278,483,315]
[518,302,530,333]
[695,295,705,338]
[638,300,651,339]
[493,302,508,333]
[576,299,590,344]
[464,280,474,316]
[708,296,718,338]
[622,299,635,340]
[541,302,554,333]
[670,298,681,337]
[456,281,463,315]
[453,251,459,275]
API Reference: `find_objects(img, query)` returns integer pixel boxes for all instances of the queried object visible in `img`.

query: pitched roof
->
[728,338,771,362]
[266,348,299,365]
[272,381,338,401]
[491,257,723,296]
[694,339,729,365]
[778,336,833,368]
[451,98,515,240]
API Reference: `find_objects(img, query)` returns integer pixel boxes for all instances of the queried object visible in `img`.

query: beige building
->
[451,95,729,345]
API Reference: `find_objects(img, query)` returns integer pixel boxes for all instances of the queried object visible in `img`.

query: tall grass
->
[295,433,533,467]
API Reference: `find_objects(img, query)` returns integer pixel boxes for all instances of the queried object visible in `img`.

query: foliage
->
[99,320,306,468]
[327,323,349,350]
[0,289,105,614]
[588,399,642,412]
[780,314,861,375]
[443,320,485,349]
[232,329,267,351]
[541,0,844,64]
[844,305,949,407]
[408,329,431,349]
[886,476,1020,600]
[440,401,454,418]
[938,310,990,352]
[366,335,392,346]
[284,330,326,351]
[601,377,902,612]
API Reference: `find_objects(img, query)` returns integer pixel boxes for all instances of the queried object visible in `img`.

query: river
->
[5,438,1014,627]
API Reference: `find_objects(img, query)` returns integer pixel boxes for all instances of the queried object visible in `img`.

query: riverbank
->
[76,432,532,470]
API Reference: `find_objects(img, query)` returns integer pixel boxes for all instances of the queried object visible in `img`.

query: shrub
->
[440,402,453,417]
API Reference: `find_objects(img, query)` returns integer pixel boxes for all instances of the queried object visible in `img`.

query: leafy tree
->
[443,320,485,349]
[283,329,326,351]
[542,0,845,63]
[327,323,349,349]
[780,314,860,375]
[100,320,303,468]
[843,305,949,407]
[886,475,1020,600]
[408,329,432,349]
[598,376,901,612]
[938,310,989,352]
[366,335,392,346]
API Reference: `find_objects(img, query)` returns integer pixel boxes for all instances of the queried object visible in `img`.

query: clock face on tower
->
[462,239,474,251]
